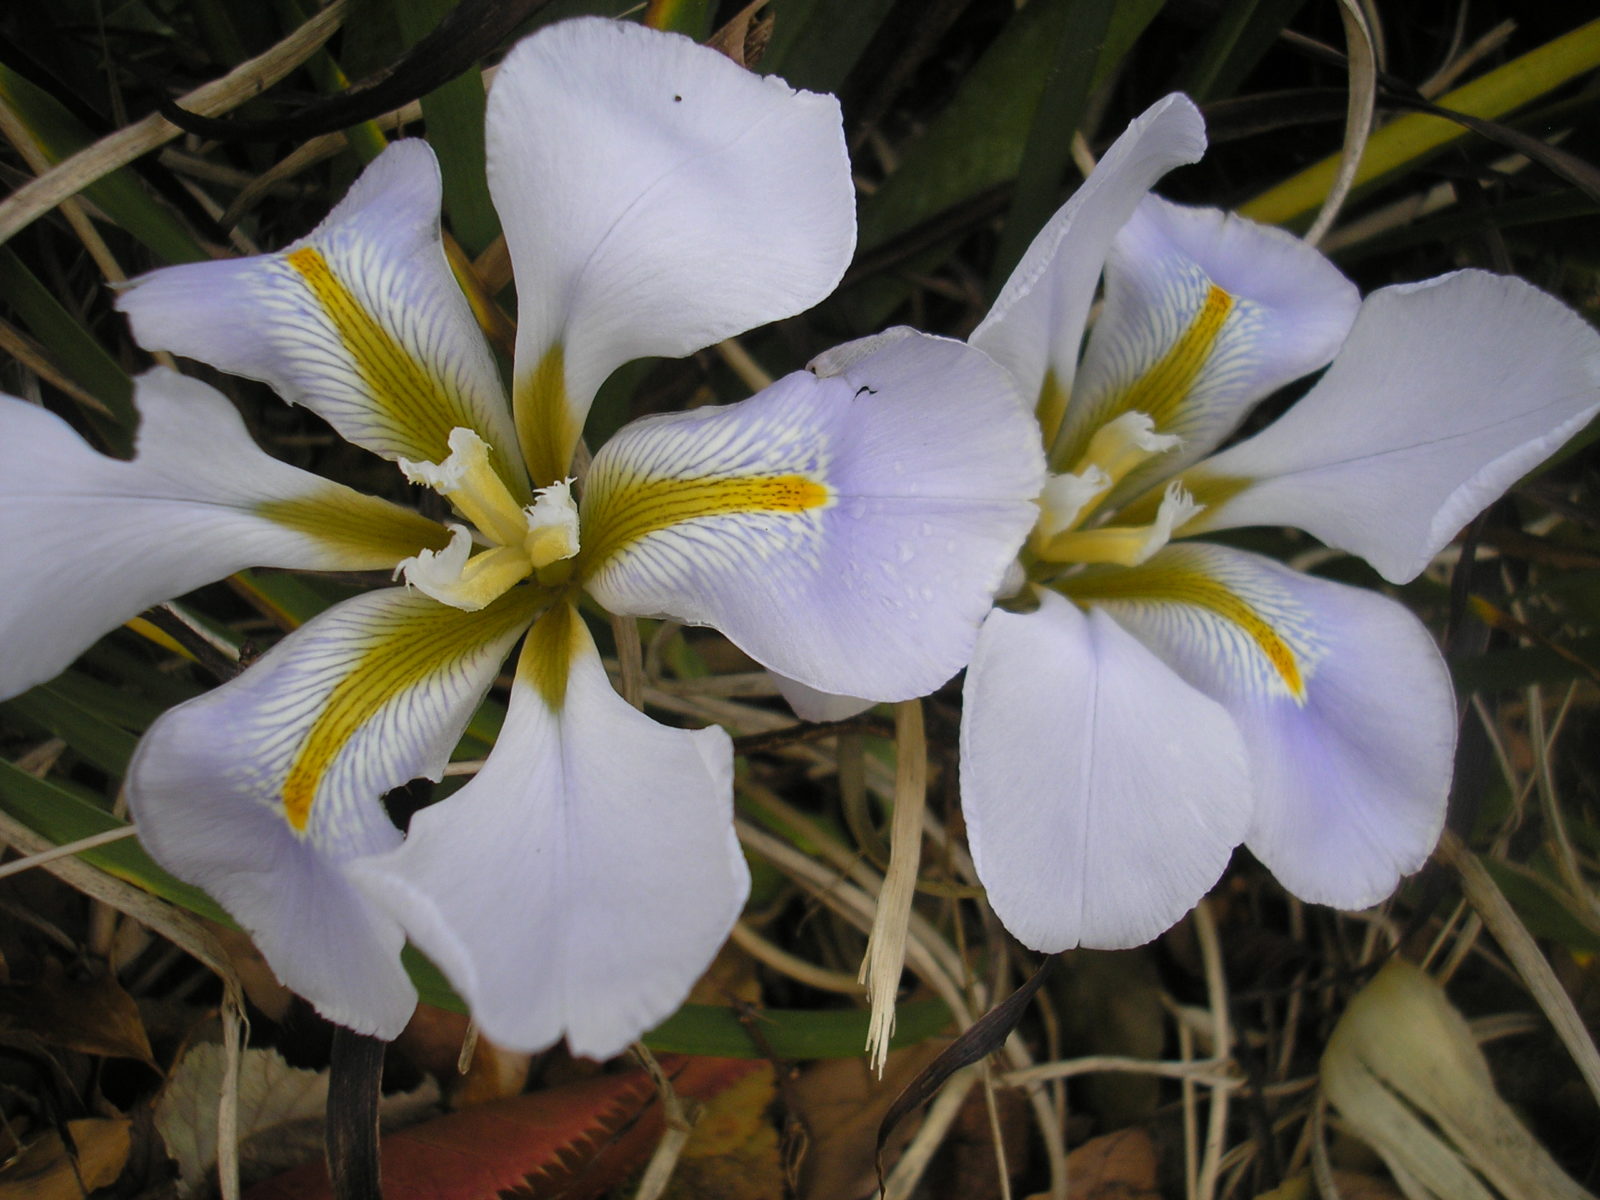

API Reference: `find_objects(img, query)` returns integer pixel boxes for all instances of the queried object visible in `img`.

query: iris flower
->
[0,18,1043,1055]
[958,95,1600,952]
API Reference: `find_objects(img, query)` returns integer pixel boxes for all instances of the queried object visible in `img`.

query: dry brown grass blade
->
[1303,0,1378,246]
[858,699,928,1074]
[1437,831,1600,1108]
[0,0,347,250]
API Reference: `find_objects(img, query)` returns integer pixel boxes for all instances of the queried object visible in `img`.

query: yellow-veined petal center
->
[396,427,578,610]
[1030,411,1197,569]
[576,471,833,579]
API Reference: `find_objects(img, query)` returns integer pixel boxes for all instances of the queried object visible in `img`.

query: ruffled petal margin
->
[0,369,446,700]
[351,602,747,1059]
[127,585,537,1037]
[487,17,855,483]
[580,331,1043,700]
[961,591,1252,951]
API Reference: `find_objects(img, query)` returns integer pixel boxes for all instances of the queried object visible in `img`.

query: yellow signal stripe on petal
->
[257,485,452,567]
[1118,283,1233,431]
[521,597,584,711]
[577,473,833,578]
[515,343,581,487]
[285,246,514,481]
[281,588,540,833]
[1037,368,1069,450]
[1055,284,1234,469]
[1064,560,1305,701]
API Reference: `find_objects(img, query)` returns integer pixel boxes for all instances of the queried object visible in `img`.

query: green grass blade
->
[0,247,135,443]
[0,65,208,265]
[762,0,898,93]
[989,0,1115,293]
[0,760,233,927]
[1242,18,1600,227]
[1181,0,1307,103]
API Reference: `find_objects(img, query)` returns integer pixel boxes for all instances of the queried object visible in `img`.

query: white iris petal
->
[957,89,1600,960]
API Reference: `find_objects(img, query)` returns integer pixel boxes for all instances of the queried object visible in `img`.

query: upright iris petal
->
[958,93,1600,951]
[486,17,856,484]
[3,17,1044,1051]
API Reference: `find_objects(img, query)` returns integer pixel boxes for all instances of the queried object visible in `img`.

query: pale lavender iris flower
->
[0,18,1043,1055]
[957,95,1600,952]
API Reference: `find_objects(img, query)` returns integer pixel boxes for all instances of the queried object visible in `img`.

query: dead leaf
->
[663,1063,783,1200]
[1063,1127,1159,1200]
[790,1041,945,1200]
[928,1083,1031,1200]
[156,1042,327,1195]
[208,924,292,1023]
[155,1041,439,1195]
[706,0,772,68]
[1321,959,1597,1200]
[395,1003,530,1105]
[0,960,154,1065]
[0,1117,131,1199]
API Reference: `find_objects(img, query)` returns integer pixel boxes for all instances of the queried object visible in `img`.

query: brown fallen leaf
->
[790,1041,946,1200]
[0,1117,132,1199]
[156,1040,440,1193]
[706,0,774,68]
[1063,1126,1159,1200]
[663,1063,783,1200]
[395,1003,530,1106]
[928,1083,1031,1200]
[0,959,153,1065]
[208,924,293,1023]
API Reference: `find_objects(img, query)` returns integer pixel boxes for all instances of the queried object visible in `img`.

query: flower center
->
[1031,411,1201,569]
[395,427,579,610]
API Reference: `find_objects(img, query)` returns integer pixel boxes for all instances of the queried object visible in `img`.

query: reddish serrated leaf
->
[243,1056,758,1200]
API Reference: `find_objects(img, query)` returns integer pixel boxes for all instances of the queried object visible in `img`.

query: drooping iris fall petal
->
[1071,543,1456,908]
[1061,194,1359,502]
[581,331,1044,700]
[1181,270,1600,583]
[0,369,446,700]
[961,590,1251,951]
[351,602,746,1058]
[117,140,524,491]
[127,586,539,1037]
